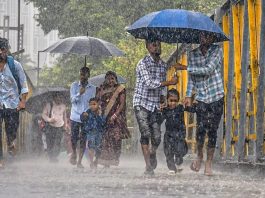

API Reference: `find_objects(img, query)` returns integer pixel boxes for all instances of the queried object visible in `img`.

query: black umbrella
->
[89,74,126,87]
[25,87,70,114]
[42,36,124,57]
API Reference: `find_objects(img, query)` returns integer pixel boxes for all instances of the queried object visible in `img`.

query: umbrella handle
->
[174,42,179,75]
[174,70,177,77]
[175,42,178,78]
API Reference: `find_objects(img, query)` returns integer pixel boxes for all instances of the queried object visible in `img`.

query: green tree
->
[27,0,226,40]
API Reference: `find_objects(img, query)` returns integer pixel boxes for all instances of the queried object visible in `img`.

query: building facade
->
[0,0,59,85]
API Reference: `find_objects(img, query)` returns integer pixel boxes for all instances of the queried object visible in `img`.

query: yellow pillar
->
[179,54,188,100]
[223,14,229,96]
[255,0,261,56]
[232,4,243,92]
[166,64,177,91]
[248,0,260,116]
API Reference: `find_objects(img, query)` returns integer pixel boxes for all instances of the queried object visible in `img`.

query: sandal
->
[190,159,202,172]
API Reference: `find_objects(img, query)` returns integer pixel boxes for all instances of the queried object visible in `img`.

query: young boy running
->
[80,97,105,168]
[160,89,195,174]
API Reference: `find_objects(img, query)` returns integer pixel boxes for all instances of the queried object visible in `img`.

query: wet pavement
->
[0,154,264,198]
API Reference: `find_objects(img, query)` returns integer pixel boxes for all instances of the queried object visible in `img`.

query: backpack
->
[7,56,21,94]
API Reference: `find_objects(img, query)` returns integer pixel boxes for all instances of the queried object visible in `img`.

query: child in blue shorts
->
[80,97,105,168]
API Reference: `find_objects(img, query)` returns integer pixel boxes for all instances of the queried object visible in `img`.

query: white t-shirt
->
[42,102,66,128]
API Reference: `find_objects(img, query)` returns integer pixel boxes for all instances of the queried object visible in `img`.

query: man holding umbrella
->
[0,37,28,167]
[128,8,228,176]
[134,37,178,175]
[70,66,96,168]
[182,32,224,176]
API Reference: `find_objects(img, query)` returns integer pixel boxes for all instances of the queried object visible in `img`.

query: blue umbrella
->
[126,9,229,44]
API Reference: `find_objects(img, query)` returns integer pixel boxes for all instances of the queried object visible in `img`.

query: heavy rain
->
[0,0,265,198]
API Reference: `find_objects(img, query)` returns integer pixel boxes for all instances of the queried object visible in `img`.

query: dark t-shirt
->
[160,105,195,139]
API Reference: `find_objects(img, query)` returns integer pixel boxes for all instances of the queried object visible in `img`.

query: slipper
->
[167,170,176,175]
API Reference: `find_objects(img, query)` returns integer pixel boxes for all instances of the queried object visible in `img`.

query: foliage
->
[27,0,226,39]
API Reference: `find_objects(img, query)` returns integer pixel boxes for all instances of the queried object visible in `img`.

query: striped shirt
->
[186,44,224,104]
[133,55,168,112]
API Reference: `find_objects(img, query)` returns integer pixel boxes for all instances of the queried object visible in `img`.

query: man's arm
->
[16,61,28,110]
[70,82,81,103]
[19,93,28,108]
[138,63,178,89]
[171,63,187,70]
[184,73,195,107]
[187,47,222,75]
[42,103,53,122]
[63,107,68,130]
[80,111,89,122]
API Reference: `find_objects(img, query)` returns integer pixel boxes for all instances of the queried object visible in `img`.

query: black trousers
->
[70,120,86,153]
[164,132,187,171]
[45,125,64,159]
[0,108,19,160]
[196,98,224,148]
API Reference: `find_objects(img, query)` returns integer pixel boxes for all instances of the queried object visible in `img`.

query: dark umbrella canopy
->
[26,87,70,114]
[89,74,126,87]
[126,9,229,43]
[42,36,124,57]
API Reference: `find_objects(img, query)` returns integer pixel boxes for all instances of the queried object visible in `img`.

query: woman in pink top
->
[42,94,68,162]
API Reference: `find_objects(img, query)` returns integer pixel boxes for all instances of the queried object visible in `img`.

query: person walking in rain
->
[96,71,130,168]
[70,67,96,168]
[160,89,195,175]
[0,37,28,168]
[133,38,178,175]
[41,94,68,162]
[180,32,224,176]
[80,97,105,169]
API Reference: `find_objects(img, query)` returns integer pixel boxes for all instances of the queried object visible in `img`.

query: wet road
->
[0,154,264,198]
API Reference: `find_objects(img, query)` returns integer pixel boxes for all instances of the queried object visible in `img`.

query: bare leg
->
[77,146,85,168]
[141,144,151,170]
[70,150,77,164]
[190,144,204,172]
[88,149,95,163]
[150,146,157,169]
[204,147,215,176]
[88,149,96,168]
